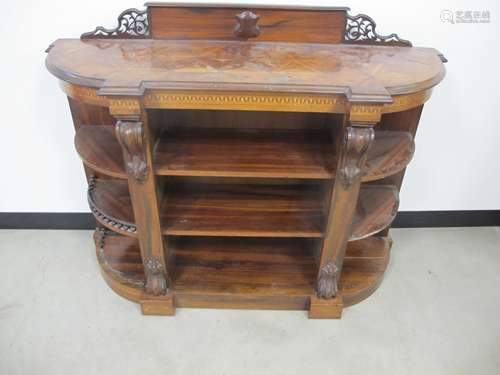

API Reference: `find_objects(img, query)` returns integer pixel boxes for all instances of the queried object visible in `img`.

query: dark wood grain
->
[162,182,325,238]
[88,178,398,240]
[96,231,390,310]
[75,125,414,181]
[155,128,334,179]
[48,3,445,317]
[149,7,347,43]
[46,39,445,98]
[75,125,124,179]
[351,184,399,240]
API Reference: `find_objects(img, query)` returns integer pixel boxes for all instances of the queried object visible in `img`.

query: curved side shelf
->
[351,185,400,241]
[365,131,414,181]
[94,229,391,309]
[76,126,414,181]
[88,176,137,236]
[88,177,398,240]
[76,126,126,179]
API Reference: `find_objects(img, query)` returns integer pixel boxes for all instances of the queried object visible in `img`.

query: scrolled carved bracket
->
[345,13,412,47]
[234,11,261,38]
[316,262,339,299]
[145,258,169,295]
[115,121,149,183]
[338,126,375,189]
[81,8,149,39]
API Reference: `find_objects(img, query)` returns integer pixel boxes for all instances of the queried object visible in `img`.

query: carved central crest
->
[234,11,261,39]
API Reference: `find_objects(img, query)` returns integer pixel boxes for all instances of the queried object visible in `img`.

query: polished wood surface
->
[46,39,444,99]
[95,230,390,310]
[47,3,445,318]
[88,177,398,240]
[75,125,414,181]
[149,6,347,43]
[61,81,434,114]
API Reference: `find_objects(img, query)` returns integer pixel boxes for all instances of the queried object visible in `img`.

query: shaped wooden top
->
[46,39,445,103]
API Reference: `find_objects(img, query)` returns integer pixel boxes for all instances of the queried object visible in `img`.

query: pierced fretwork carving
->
[234,11,261,38]
[339,126,375,189]
[316,262,339,299]
[81,8,149,39]
[345,13,412,46]
[115,121,149,183]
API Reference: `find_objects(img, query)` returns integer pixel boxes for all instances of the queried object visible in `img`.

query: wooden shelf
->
[75,126,124,179]
[88,178,398,239]
[96,232,391,309]
[155,128,334,179]
[75,126,413,181]
[162,182,325,237]
[352,185,399,241]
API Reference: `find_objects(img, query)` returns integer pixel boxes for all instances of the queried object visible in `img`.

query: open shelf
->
[162,181,325,237]
[88,178,398,239]
[155,128,334,179]
[75,126,414,181]
[96,232,391,309]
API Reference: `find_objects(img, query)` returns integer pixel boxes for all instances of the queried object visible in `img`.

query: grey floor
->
[0,228,499,375]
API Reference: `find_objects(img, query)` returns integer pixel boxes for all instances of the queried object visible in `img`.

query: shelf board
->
[88,179,136,236]
[351,185,399,241]
[75,126,413,181]
[75,125,125,179]
[155,128,334,179]
[162,182,325,237]
[89,179,398,239]
[96,233,391,309]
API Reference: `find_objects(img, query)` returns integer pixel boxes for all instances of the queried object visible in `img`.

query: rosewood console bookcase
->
[45,3,446,318]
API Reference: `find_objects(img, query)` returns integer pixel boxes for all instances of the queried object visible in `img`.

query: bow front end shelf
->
[46,3,446,318]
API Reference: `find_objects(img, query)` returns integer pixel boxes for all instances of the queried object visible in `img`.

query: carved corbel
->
[338,126,375,189]
[115,121,149,183]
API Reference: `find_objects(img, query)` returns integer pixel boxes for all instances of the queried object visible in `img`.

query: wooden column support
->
[111,97,174,314]
[310,104,380,318]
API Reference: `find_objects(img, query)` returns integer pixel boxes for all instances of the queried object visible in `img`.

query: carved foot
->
[316,262,339,299]
[145,258,169,296]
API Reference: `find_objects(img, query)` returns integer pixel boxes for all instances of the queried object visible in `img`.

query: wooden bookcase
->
[45,3,446,318]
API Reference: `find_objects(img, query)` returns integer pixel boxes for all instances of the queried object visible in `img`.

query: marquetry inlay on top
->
[47,39,445,102]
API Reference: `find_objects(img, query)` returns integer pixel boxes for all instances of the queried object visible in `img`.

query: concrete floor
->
[0,228,499,375]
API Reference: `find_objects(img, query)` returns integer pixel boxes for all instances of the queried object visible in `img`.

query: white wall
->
[1,0,499,212]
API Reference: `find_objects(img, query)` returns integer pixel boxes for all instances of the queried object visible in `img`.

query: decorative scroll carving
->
[339,126,375,189]
[81,8,149,39]
[145,258,169,295]
[87,176,138,234]
[234,11,261,38]
[115,121,149,183]
[345,13,412,47]
[316,262,339,299]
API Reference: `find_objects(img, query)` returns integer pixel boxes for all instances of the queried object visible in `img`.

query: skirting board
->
[0,211,499,230]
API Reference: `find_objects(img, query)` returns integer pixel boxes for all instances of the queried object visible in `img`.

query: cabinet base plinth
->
[309,295,343,319]
[140,294,175,316]
[95,232,390,318]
